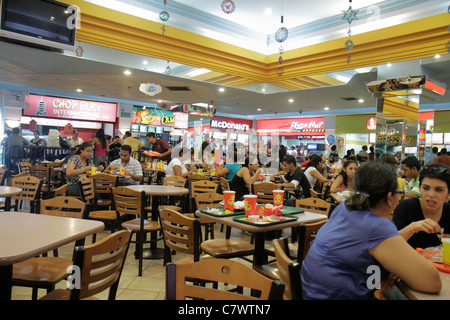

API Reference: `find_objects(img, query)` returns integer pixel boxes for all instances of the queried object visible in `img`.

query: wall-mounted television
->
[0,0,77,51]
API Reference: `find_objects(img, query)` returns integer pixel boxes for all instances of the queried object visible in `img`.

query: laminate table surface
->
[0,186,22,198]
[0,211,104,299]
[125,185,189,197]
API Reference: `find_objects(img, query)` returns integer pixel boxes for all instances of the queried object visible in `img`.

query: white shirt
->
[166,157,187,177]
[304,166,319,188]
[109,157,142,185]
[69,137,83,148]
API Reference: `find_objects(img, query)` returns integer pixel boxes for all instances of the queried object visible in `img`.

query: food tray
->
[281,207,305,215]
[199,206,245,217]
[232,214,298,227]
[433,263,450,273]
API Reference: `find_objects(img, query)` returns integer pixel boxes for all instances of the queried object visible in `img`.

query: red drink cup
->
[223,191,235,213]
[244,195,258,217]
[273,190,284,208]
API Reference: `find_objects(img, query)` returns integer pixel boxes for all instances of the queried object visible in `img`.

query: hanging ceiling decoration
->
[221,0,236,14]
[165,60,171,74]
[159,1,170,36]
[139,83,162,96]
[341,0,359,64]
[275,2,288,76]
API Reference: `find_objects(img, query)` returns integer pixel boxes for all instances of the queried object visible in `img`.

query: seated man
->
[401,156,421,198]
[105,145,142,185]
[280,155,312,202]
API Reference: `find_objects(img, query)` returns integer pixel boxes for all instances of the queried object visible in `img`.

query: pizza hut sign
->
[290,119,324,132]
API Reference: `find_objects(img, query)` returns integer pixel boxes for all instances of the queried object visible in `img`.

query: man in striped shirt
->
[401,156,421,198]
[106,144,142,185]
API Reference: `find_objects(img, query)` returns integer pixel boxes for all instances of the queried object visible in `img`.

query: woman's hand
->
[413,218,442,234]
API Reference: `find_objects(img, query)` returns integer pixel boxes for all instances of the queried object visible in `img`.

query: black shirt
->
[229,172,249,201]
[284,167,311,198]
[393,198,450,249]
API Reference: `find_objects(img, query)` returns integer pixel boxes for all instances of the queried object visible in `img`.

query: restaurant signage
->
[174,112,188,129]
[210,116,252,132]
[257,117,325,136]
[131,107,175,127]
[24,94,117,122]
[366,117,376,131]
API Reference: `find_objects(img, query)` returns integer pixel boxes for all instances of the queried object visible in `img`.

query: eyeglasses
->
[421,166,450,175]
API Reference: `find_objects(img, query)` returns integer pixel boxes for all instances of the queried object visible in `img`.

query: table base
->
[141,248,165,260]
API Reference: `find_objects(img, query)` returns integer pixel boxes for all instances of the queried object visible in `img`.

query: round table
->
[0,186,22,211]
[126,185,189,259]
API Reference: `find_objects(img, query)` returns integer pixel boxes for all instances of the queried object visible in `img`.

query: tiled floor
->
[10,203,262,300]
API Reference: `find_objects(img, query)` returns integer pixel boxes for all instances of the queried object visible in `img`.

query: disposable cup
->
[91,167,97,175]
[244,195,258,217]
[273,190,284,207]
[223,191,235,212]
[442,238,450,268]
[119,167,125,175]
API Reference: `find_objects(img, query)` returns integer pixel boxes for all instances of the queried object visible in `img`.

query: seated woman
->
[166,147,196,178]
[304,154,329,189]
[66,142,104,196]
[229,157,261,201]
[393,163,450,249]
[330,160,357,193]
[216,148,241,182]
[301,162,441,299]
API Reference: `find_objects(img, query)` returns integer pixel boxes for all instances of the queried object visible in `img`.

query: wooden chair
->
[30,164,51,199]
[9,175,43,213]
[47,162,64,189]
[0,166,6,186]
[90,173,118,209]
[188,174,210,181]
[273,237,302,300]
[51,184,67,197]
[253,182,279,203]
[113,186,161,276]
[163,176,187,188]
[79,177,123,242]
[18,161,31,175]
[295,198,331,217]
[141,168,157,185]
[192,192,224,240]
[310,188,320,198]
[40,230,132,300]
[190,180,219,196]
[219,177,230,192]
[12,196,88,300]
[159,208,210,265]
[166,258,285,300]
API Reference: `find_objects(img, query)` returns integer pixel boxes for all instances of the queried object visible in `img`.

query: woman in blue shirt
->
[301,162,441,299]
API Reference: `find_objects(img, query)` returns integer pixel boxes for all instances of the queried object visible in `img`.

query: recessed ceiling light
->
[435,54,441,59]
[124,70,131,75]
[387,63,392,67]
[76,88,82,92]
[143,60,148,65]
[264,8,272,15]
[157,100,163,103]
[324,107,330,111]
[288,99,294,103]
[358,99,364,103]
[257,108,262,111]
[219,88,225,92]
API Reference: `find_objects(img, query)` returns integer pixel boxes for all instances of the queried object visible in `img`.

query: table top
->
[0,212,104,266]
[388,271,450,300]
[0,186,22,197]
[126,184,189,196]
[196,210,327,233]
[330,192,348,204]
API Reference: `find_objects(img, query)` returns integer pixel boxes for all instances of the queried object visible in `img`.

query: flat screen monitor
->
[0,0,77,51]
[307,144,317,150]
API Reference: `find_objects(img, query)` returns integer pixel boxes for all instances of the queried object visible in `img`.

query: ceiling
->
[0,0,449,120]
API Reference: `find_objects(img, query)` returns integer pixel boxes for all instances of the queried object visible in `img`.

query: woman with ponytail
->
[301,162,441,299]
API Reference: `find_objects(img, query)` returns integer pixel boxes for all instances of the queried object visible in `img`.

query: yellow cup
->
[442,238,450,268]
[91,167,97,175]
[119,167,125,175]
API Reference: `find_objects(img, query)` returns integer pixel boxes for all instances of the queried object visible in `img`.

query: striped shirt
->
[405,175,420,198]
[109,157,142,185]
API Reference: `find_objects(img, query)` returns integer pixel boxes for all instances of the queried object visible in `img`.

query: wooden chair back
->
[188,174,210,181]
[70,230,132,300]
[295,198,331,216]
[194,192,224,210]
[219,177,230,192]
[273,238,302,300]
[253,182,279,203]
[141,168,157,185]
[79,176,95,203]
[0,166,6,185]
[52,184,68,197]
[11,175,43,211]
[40,196,87,219]
[91,173,118,196]
[166,258,285,300]
[19,161,31,174]
[112,186,145,217]
[159,208,201,263]
[30,165,50,190]
[309,188,320,198]
[191,180,218,196]
[163,176,186,188]
[296,220,327,262]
